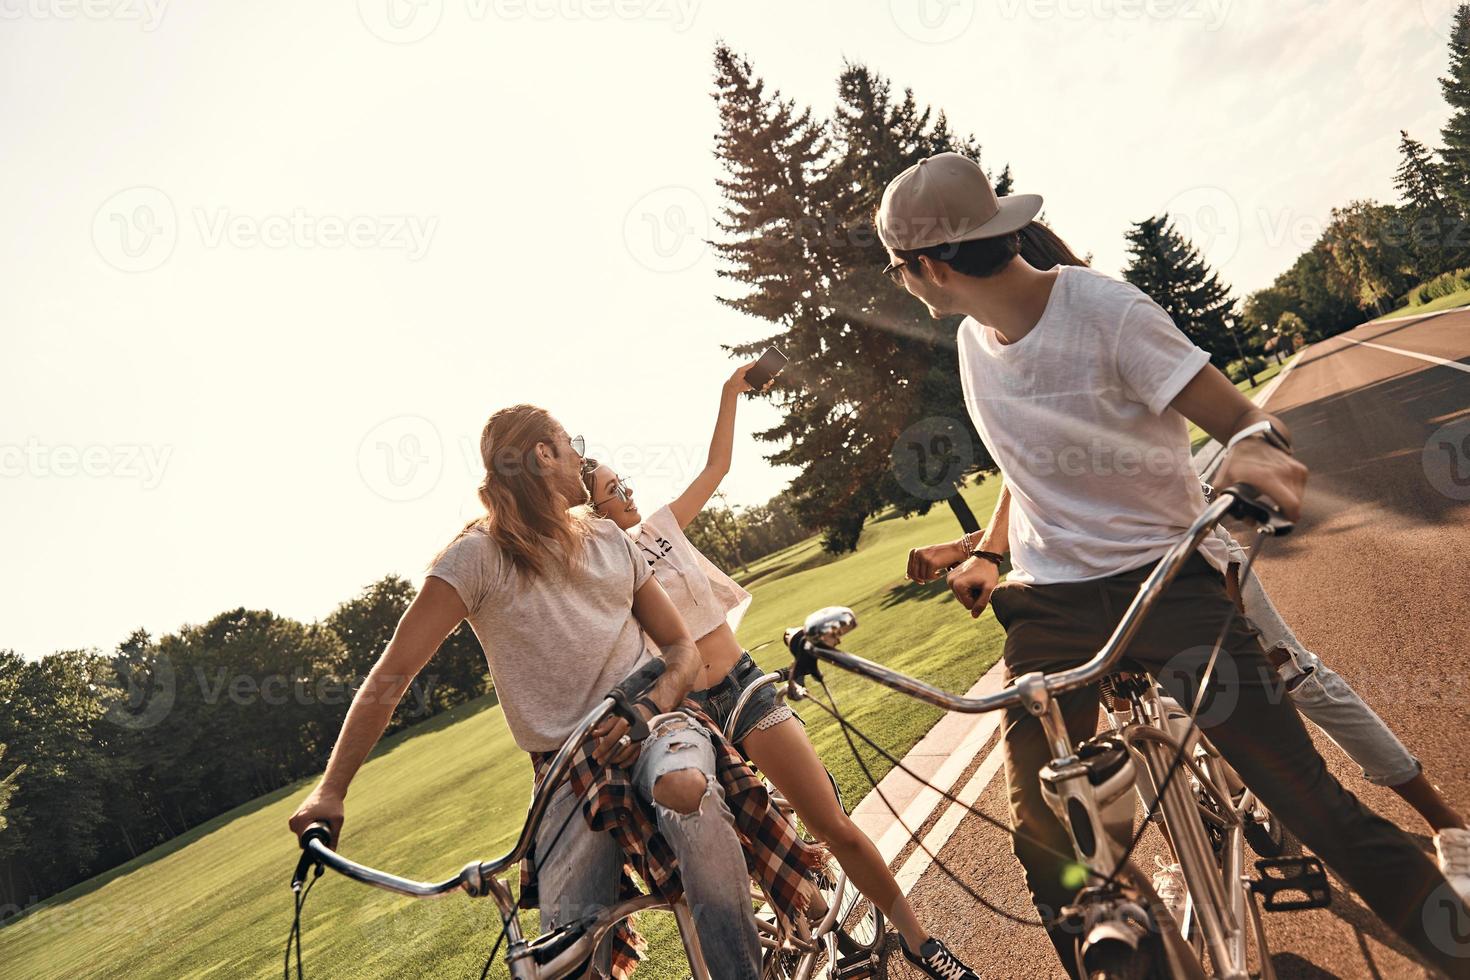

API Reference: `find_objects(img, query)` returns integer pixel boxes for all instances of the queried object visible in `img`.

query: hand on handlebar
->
[590,703,653,769]
[289,785,344,848]
[948,556,1000,619]
[1215,437,1308,522]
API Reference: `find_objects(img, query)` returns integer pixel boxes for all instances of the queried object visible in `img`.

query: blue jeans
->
[1228,537,1422,787]
[686,651,799,747]
[534,713,761,979]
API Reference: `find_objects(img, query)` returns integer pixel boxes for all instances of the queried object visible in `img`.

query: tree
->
[1122,216,1239,366]
[0,649,111,907]
[326,576,490,728]
[1319,201,1417,315]
[711,47,1001,552]
[1439,4,1470,215]
[0,745,20,835]
[1395,130,1465,274]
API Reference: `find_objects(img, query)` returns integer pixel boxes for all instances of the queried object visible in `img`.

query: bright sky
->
[2,0,1458,657]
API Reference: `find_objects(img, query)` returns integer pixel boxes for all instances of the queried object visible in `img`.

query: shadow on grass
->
[738,545,845,590]
[879,577,955,609]
[0,693,505,927]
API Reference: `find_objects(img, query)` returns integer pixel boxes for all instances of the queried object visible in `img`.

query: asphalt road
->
[873,310,1470,979]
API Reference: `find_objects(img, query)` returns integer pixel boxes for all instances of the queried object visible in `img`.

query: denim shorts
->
[687,651,799,747]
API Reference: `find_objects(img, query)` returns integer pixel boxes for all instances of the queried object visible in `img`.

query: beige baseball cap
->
[876,152,1043,251]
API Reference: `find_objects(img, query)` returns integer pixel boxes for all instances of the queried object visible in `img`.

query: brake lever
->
[292,823,331,891]
[1221,482,1295,537]
[785,629,824,687]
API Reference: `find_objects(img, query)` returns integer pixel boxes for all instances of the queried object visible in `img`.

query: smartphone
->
[744,346,789,391]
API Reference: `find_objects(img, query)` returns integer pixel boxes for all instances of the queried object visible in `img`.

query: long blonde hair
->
[437,404,591,582]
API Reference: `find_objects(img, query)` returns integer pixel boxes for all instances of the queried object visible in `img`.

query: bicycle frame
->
[1110,678,1275,979]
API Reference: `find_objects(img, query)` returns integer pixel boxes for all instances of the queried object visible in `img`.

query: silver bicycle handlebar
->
[796,489,1275,716]
[299,696,621,898]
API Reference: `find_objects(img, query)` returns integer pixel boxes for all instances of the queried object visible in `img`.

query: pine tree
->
[712,49,1005,551]
[1439,3,1470,214]
[1122,216,1238,367]
[1397,130,1464,274]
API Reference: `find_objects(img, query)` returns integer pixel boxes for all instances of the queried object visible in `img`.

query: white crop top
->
[630,504,753,641]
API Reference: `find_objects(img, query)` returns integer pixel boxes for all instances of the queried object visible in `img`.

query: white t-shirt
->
[426,518,655,752]
[632,504,753,641]
[956,265,1229,585]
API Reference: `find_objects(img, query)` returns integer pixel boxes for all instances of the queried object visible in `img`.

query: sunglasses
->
[881,258,908,285]
[593,476,634,508]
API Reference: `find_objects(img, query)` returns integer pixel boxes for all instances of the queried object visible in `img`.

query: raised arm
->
[668,361,758,529]
[1169,365,1307,520]
[287,577,467,845]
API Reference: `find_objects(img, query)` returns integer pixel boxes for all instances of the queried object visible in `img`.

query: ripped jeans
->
[534,713,762,980]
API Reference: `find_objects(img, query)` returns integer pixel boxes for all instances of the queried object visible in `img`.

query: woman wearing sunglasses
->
[581,363,981,980]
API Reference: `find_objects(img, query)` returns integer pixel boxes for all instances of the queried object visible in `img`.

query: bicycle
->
[779,485,1332,980]
[726,670,886,979]
[289,667,886,980]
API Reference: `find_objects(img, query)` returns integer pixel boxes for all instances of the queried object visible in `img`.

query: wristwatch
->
[1225,420,1292,455]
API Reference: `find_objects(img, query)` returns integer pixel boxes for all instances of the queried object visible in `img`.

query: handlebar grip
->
[1220,482,1295,537]
[607,658,668,742]
[299,821,333,850]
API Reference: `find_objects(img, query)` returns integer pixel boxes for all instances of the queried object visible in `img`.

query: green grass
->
[1185,357,1290,451]
[0,480,1006,980]
[1379,284,1470,320]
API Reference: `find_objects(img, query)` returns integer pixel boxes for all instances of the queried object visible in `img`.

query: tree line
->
[0,577,490,914]
[1241,5,1470,340]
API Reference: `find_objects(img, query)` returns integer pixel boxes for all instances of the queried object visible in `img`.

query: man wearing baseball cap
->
[886,152,1469,976]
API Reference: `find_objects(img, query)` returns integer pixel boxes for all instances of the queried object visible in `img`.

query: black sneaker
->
[899,937,978,980]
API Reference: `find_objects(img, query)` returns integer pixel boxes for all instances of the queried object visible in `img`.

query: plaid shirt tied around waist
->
[519,701,828,979]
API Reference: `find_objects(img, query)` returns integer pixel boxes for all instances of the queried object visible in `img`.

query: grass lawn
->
[1186,356,1291,452]
[0,479,1006,980]
[1378,285,1470,320]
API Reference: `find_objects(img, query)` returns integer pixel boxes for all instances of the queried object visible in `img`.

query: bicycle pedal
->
[832,950,877,979]
[1251,856,1331,911]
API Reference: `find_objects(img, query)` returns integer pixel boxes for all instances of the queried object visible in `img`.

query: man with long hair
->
[880,152,1468,976]
[289,404,788,979]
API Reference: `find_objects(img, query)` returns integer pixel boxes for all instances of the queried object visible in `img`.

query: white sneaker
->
[1151,855,1188,923]
[1435,827,1470,902]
